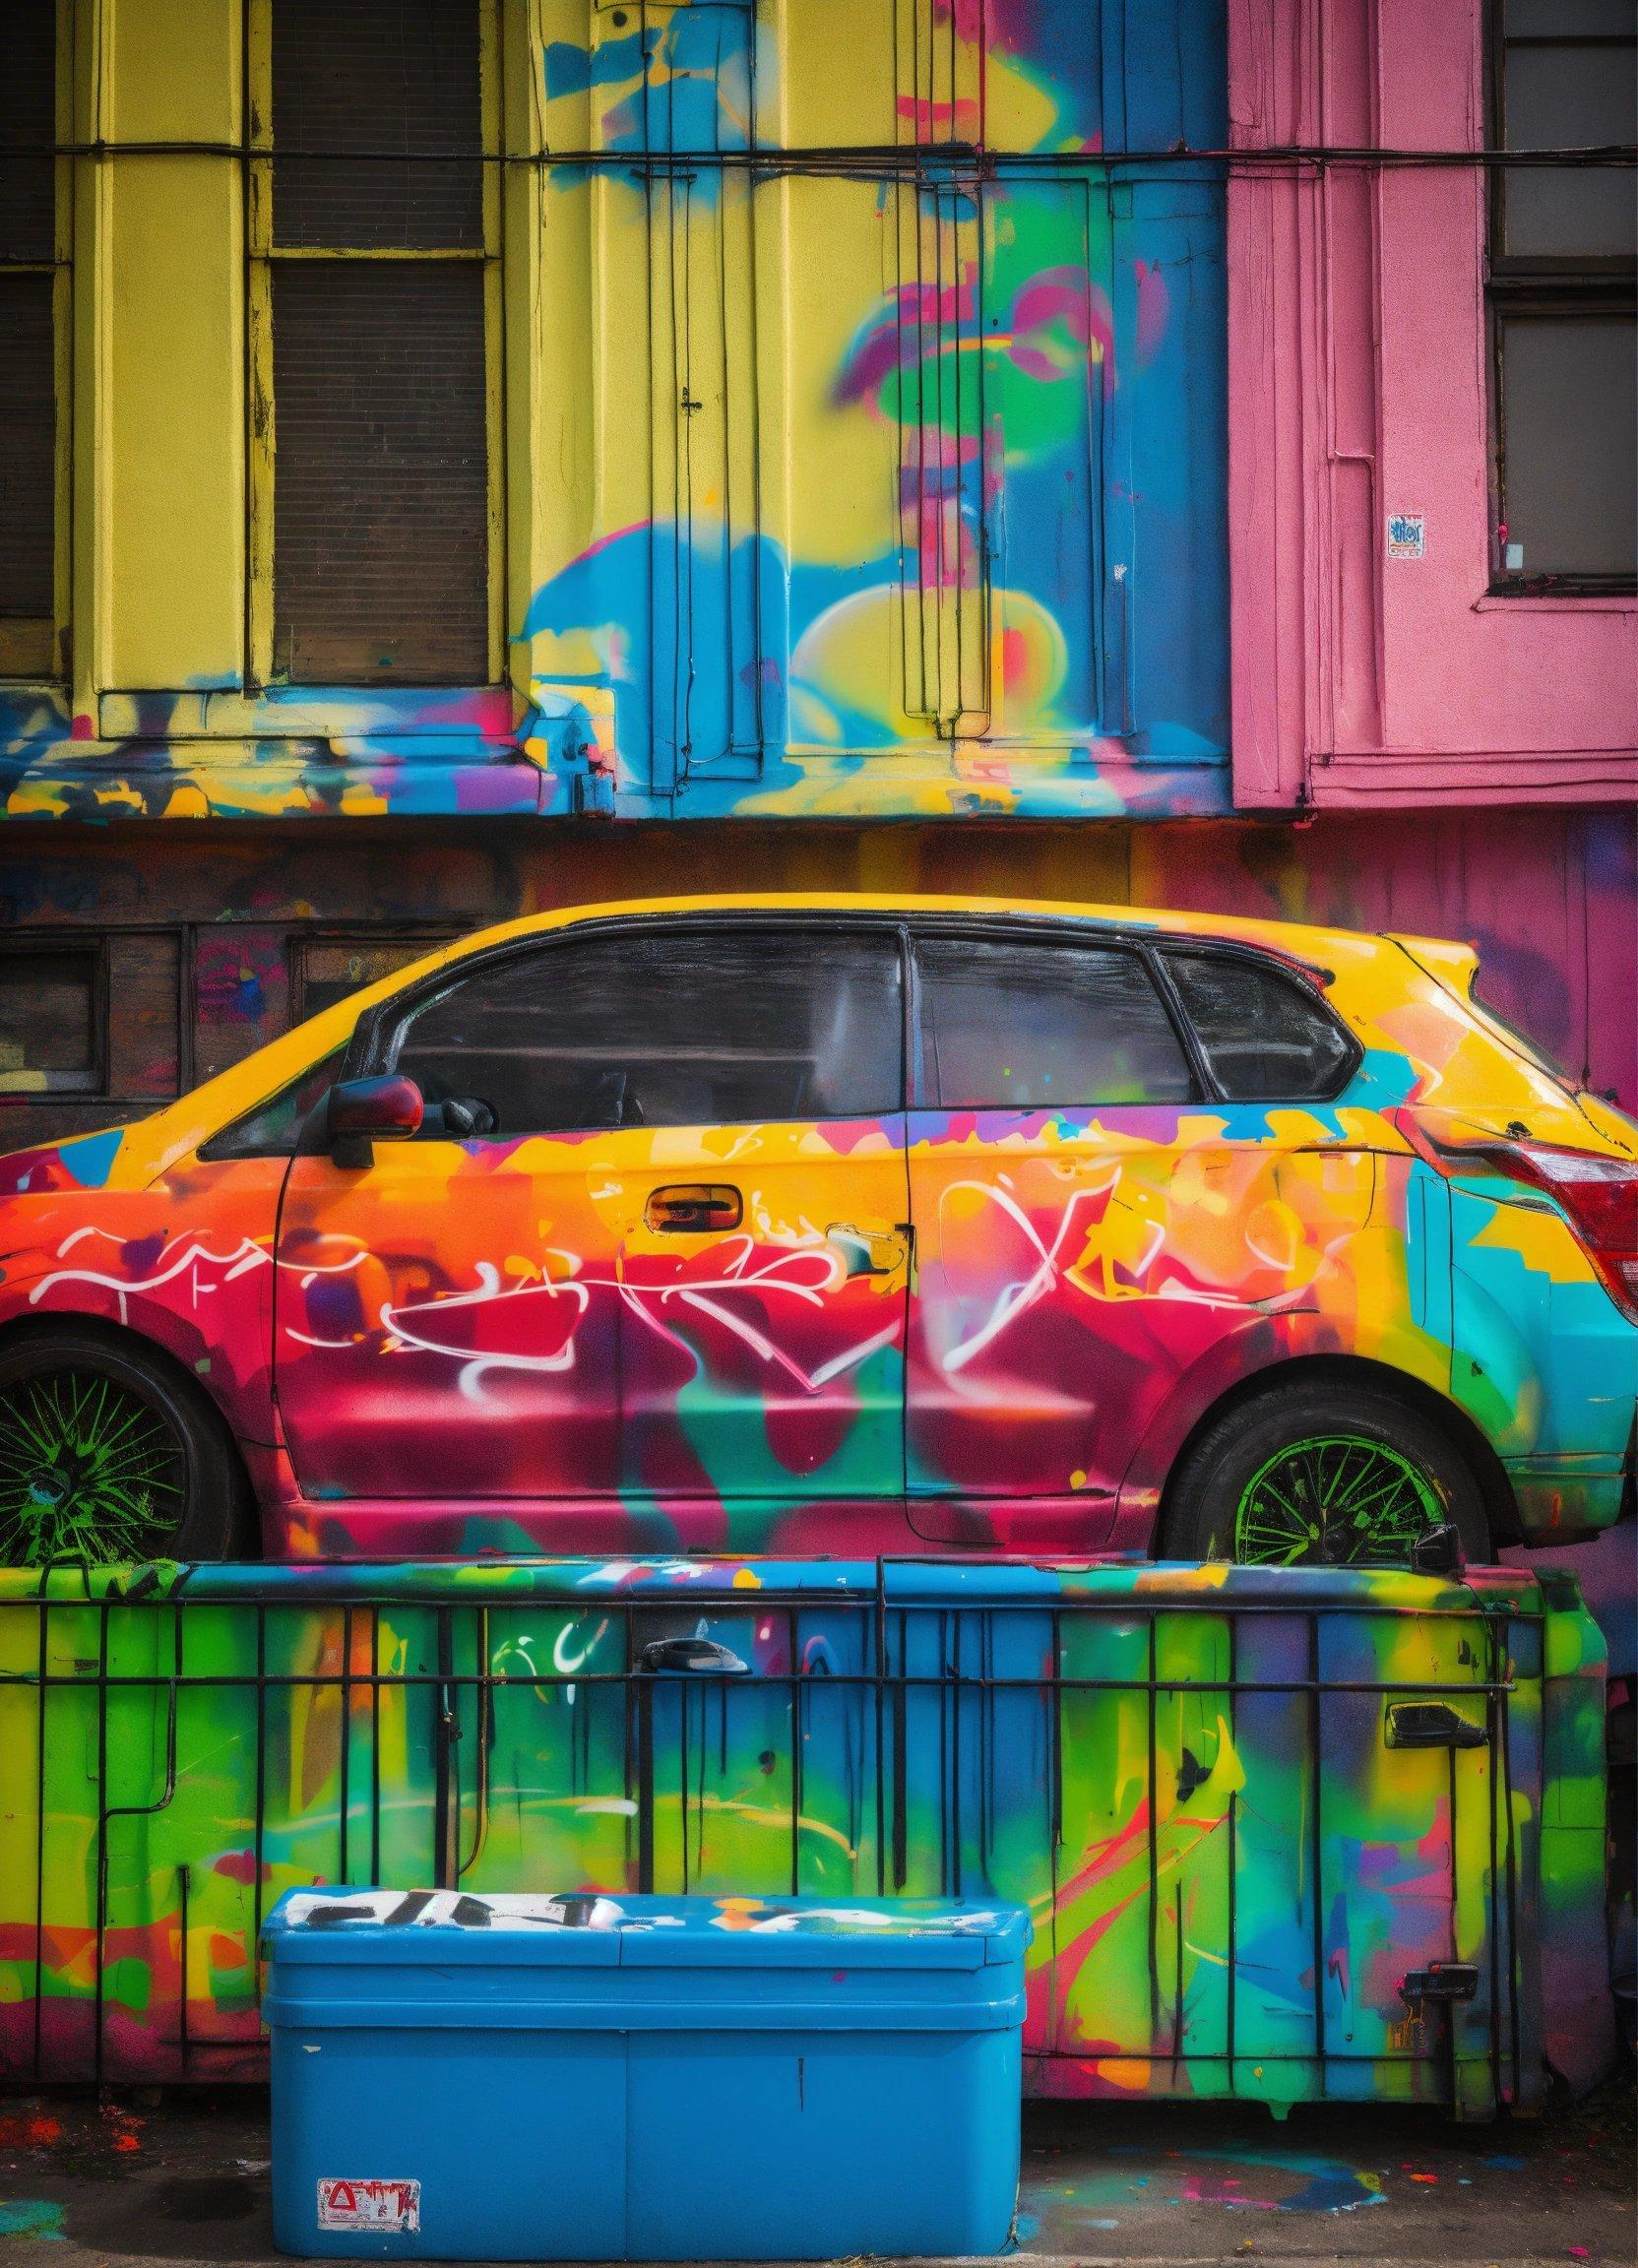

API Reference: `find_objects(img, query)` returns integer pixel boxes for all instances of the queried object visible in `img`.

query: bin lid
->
[263,1889,1030,1970]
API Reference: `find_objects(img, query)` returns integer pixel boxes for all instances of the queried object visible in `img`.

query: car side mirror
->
[1409,1522,1465,1577]
[327,1076,423,1168]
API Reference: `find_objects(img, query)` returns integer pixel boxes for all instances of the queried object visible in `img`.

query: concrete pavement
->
[0,2077,1629,2265]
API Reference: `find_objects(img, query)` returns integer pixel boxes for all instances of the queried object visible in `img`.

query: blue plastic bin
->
[262,1887,1030,2261]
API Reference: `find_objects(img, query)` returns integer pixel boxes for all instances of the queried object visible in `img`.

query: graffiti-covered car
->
[0,895,1633,1567]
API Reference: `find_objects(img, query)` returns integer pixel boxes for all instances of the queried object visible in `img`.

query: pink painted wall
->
[1228,0,1638,810]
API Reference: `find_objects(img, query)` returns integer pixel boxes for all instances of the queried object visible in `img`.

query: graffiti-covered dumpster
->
[0,1557,1612,2117]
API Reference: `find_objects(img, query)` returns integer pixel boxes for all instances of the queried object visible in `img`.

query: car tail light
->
[1418,1133,1638,1322]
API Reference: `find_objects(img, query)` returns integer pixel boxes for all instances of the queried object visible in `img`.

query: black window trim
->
[330,909,1361,1131]
[1483,0,1638,597]
[342,911,916,1139]
[179,912,1363,1156]
[904,917,1204,1111]
[1151,938,1363,1105]
[899,914,1359,1109]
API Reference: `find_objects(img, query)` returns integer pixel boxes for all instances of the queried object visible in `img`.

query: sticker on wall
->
[318,2179,420,2233]
[1386,513,1426,561]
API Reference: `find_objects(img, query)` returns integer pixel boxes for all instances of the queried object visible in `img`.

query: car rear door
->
[904,923,1203,1546]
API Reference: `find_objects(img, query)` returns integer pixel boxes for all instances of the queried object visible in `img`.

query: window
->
[382,928,904,1135]
[201,1046,347,1161]
[0,0,64,676]
[1488,0,1637,590]
[913,935,1196,1109]
[251,0,496,684]
[1164,951,1355,1101]
[293,934,454,1023]
[0,949,101,1096]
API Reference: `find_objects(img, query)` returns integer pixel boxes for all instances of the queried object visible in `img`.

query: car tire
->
[0,1324,255,1568]
[1161,1377,1491,1567]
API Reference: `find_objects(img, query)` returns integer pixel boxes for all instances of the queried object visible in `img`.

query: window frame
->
[334,912,1361,1135]
[289,927,457,1025]
[906,921,1205,1113]
[244,0,506,690]
[345,912,915,1136]
[902,917,1360,1111]
[1150,939,1362,1105]
[1484,2,1637,597]
[0,0,73,681]
[0,934,108,1098]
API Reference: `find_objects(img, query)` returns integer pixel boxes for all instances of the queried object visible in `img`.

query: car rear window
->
[914,935,1198,1109]
[1165,951,1355,1100]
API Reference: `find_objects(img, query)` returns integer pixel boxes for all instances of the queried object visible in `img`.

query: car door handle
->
[646,1184,742,1233]
[827,1223,910,1278]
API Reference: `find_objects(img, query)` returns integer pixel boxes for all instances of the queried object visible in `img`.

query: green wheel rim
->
[1231,1432,1444,1567]
[0,1367,187,1566]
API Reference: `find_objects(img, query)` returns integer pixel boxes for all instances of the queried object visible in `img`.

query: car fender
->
[0,1176,284,1448]
[1112,1306,1458,1536]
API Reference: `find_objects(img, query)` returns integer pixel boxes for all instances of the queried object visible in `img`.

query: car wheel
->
[0,1325,253,1568]
[1162,1379,1491,1567]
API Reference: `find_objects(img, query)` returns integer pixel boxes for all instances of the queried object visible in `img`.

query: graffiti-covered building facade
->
[0,0,1633,1145]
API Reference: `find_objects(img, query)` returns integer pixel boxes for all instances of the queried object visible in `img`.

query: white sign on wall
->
[1386,512,1426,561]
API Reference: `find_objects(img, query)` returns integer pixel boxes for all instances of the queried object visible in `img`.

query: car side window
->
[383,926,904,1135]
[1165,950,1355,1100]
[914,934,1197,1108]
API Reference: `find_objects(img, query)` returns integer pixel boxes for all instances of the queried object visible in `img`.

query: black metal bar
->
[339,1606,352,1886]
[433,1606,455,1890]
[369,1605,382,1888]
[1309,1609,1327,2075]
[788,1602,801,1899]
[0,1666,1527,1698]
[251,1604,267,2012]
[1147,1615,1160,2037]
[31,1593,47,2082]
[1226,1609,1238,2086]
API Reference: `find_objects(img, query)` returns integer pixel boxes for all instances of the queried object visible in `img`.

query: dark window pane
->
[272,261,488,682]
[914,935,1196,1109]
[1166,951,1354,1100]
[1507,1,1636,30]
[0,274,54,620]
[1499,313,1637,579]
[203,1046,347,1159]
[0,949,97,1094]
[0,0,55,264]
[1502,43,1638,258]
[386,928,904,1135]
[272,0,482,249]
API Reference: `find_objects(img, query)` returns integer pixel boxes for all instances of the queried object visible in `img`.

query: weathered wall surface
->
[2,0,1234,825]
[1229,0,1638,810]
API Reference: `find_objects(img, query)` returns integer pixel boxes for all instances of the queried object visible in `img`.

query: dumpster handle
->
[637,1637,750,1675]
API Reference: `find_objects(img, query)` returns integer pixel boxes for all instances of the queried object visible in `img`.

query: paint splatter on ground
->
[0,2075,1627,2263]
[0,2202,63,2240]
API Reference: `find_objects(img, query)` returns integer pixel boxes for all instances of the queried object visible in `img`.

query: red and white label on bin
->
[317,2178,421,2233]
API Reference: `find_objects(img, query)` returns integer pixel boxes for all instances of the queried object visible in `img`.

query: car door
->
[581,921,913,1551]
[274,938,629,1511]
[905,924,1205,1546]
